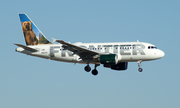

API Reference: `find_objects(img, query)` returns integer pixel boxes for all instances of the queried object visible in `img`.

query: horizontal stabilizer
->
[14,43,38,52]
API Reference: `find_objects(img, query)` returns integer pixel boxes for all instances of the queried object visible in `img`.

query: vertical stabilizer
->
[19,13,51,45]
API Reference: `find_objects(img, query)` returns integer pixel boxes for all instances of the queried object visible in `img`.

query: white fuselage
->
[16,42,165,64]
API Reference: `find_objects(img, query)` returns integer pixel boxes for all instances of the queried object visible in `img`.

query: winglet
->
[52,38,57,43]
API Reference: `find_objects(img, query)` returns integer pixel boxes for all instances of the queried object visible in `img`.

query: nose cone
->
[156,50,165,59]
[160,50,165,58]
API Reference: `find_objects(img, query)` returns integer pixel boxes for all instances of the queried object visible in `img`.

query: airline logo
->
[50,44,146,57]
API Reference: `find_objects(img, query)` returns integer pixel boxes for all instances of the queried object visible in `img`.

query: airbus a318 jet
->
[15,13,165,76]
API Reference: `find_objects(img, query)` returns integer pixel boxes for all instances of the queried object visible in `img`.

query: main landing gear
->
[84,65,91,72]
[138,60,143,72]
[84,64,100,76]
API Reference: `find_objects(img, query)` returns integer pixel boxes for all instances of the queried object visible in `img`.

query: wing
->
[56,40,101,60]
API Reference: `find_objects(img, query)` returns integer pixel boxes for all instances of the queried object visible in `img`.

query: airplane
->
[15,13,165,76]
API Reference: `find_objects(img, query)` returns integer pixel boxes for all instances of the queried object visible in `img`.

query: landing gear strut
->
[92,64,100,76]
[138,60,143,72]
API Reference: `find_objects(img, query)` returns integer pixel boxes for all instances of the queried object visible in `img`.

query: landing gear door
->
[49,46,54,57]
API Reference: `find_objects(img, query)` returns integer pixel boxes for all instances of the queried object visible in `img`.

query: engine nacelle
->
[99,54,118,65]
[104,62,128,70]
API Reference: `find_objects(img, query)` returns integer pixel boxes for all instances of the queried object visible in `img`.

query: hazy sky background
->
[1,0,180,108]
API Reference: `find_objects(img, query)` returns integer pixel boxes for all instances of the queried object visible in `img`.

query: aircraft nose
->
[156,50,165,58]
[161,50,165,57]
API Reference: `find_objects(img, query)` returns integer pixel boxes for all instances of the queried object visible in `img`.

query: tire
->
[138,68,143,72]
[92,69,98,75]
[84,65,91,72]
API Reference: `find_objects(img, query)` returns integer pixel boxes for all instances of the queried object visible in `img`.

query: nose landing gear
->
[138,67,143,72]
[138,60,143,72]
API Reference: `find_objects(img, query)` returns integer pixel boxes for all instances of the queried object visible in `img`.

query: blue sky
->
[1,0,180,108]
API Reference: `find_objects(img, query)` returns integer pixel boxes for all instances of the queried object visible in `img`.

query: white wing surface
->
[56,40,102,60]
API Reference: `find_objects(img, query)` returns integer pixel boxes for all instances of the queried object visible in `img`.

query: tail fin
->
[19,13,51,45]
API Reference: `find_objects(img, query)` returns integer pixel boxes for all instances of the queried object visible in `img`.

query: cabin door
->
[49,46,54,57]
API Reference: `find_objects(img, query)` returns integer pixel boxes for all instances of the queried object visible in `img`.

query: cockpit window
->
[148,46,157,49]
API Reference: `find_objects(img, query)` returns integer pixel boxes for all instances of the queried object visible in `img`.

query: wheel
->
[138,68,143,72]
[84,65,91,72]
[92,69,98,76]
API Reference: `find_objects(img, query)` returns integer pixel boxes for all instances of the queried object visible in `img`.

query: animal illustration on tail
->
[19,13,51,45]
[21,21,38,45]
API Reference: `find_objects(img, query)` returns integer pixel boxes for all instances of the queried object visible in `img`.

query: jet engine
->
[104,62,128,70]
[99,54,118,65]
